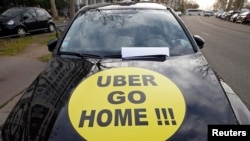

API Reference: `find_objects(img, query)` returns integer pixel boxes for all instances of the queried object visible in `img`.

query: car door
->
[22,9,37,31]
[35,8,51,30]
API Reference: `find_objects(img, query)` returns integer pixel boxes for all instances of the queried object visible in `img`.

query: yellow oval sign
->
[68,67,186,140]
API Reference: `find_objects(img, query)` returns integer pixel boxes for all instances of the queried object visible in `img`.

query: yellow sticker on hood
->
[68,67,186,141]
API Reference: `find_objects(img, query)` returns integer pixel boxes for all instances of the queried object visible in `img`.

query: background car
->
[1,1,250,141]
[215,10,224,18]
[219,11,227,19]
[0,7,55,38]
[235,11,250,24]
[175,11,182,16]
[229,12,240,22]
[204,11,213,17]
[220,10,240,21]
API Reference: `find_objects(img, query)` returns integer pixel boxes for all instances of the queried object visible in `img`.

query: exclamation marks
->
[155,108,169,125]
[168,108,177,125]
[155,108,177,125]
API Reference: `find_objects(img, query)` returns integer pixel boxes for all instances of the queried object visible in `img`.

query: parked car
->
[175,11,182,16]
[219,11,227,19]
[203,11,213,17]
[215,10,224,18]
[229,12,240,22]
[1,1,250,141]
[246,19,250,25]
[0,7,55,38]
[235,11,250,24]
[222,10,240,21]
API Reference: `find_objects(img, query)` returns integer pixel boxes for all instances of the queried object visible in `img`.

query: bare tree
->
[223,0,244,11]
[50,0,59,20]
[213,0,227,10]
[69,0,75,20]
[232,0,244,11]
[226,0,233,11]
[246,2,250,9]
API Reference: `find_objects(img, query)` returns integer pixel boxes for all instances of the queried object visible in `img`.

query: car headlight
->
[7,20,15,25]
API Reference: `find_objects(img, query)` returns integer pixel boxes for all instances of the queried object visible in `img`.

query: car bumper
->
[0,25,17,37]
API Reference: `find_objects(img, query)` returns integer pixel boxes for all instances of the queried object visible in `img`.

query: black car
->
[1,1,250,141]
[0,7,55,38]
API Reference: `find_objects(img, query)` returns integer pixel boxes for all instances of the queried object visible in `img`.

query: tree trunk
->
[226,0,233,11]
[69,0,75,20]
[238,0,244,11]
[50,0,59,20]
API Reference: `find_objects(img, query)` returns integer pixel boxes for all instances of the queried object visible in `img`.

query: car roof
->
[9,6,45,10]
[100,2,167,9]
[79,2,169,12]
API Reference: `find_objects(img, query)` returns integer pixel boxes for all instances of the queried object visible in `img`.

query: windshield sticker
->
[122,47,170,58]
[68,67,186,140]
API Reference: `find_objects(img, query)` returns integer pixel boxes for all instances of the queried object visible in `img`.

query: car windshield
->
[59,9,194,57]
[1,8,23,17]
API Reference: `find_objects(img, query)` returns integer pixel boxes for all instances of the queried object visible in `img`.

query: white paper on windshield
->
[122,47,169,58]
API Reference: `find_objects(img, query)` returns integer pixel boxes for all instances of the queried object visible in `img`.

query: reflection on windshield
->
[1,8,23,17]
[60,9,193,57]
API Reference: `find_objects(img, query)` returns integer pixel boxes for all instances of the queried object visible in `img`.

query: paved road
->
[182,15,250,111]
[0,57,46,106]
[0,57,47,127]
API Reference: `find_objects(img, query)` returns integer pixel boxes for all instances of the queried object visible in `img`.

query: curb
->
[0,113,8,130]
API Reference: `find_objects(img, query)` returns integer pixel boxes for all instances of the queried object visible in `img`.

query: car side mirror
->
[23,14,29,20]
[193,35,205,49]
[47,38,58,52]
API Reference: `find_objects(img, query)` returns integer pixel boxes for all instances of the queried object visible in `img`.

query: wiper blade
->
[122,55,167,61]
[103,54,122,58]
[58,51,102,59]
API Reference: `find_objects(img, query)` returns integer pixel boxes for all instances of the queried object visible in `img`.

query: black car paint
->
[2,53,247,141]
[1,2,250,141]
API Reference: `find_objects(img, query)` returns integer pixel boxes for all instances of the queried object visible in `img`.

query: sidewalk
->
[0,57,47,131]
[0,17,69,138]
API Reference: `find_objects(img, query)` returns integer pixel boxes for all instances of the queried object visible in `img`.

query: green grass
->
[0,36,35,56]
[40,33,57,45]
[0,33,56,56]
[37,33,55,62]
[39,54,52,62]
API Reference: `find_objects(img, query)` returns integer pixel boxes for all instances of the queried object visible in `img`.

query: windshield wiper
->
[58,51,102,59]
[122,55,167,61]
[103,54,122,58]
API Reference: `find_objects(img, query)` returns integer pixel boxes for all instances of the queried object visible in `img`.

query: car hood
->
[1,53,246,141]
[0,15,13,23]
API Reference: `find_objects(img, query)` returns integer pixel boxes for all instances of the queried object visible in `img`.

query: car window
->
[36,9,47,17]
[24,9,36,18]
[1,8,23,17]
[59,9,194,56]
